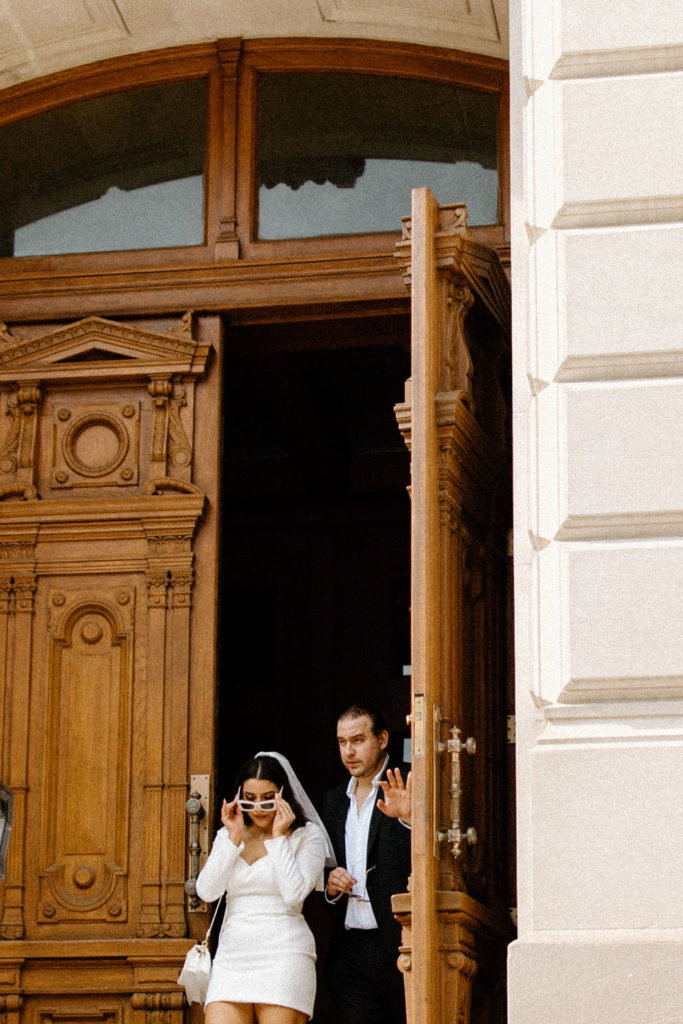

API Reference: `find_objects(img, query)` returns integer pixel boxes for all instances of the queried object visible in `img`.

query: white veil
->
[255,750,336,889]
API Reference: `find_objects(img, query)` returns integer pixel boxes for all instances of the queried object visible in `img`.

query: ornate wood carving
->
[0,386,42,494]
[148,381,192,477]
[0,995,23,1024]
[52,403,140,489]
[131,991,185,1024]
[0,314,210,500]
[0,944,195,1024]
[393,890,509,1024]
[0,312,212,966]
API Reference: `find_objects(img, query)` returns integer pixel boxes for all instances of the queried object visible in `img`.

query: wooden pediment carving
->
[0,314,211,384]
[0,312,212,497]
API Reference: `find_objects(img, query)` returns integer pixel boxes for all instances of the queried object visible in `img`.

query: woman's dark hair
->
[235,755,306,830]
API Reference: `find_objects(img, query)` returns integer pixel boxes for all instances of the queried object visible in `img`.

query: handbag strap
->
[203,894,225,944]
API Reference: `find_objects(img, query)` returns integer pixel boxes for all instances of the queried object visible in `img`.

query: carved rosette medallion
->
[52,403,140,488]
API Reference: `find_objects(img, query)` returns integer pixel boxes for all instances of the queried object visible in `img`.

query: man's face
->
[337,714,388,780]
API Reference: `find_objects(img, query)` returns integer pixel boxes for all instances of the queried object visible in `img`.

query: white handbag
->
[177,896,224,1005]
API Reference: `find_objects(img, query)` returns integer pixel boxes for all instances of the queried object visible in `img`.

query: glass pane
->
[258,73,498,240]
[0,79,206,257]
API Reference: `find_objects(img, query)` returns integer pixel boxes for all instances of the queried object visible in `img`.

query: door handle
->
[184,773,210,911]
[436,723,477,860]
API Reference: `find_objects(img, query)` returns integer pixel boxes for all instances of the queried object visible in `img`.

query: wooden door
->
[392,190,514,1024]
[0,313,220,1024]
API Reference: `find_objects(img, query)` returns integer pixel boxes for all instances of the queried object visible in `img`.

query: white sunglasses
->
[237,786,283,813]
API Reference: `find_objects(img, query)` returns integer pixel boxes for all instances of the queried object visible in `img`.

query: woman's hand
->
[221,795,245,846]
[271,792,295,837]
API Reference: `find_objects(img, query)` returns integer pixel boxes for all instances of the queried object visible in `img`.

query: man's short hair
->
[337,702,388,737]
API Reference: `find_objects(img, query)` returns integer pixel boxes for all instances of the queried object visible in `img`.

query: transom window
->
[0,39,509,318]
[0,79,207,258]
[257,72,499,240]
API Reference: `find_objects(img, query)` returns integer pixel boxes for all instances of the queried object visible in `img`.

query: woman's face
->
[238,777,280,827]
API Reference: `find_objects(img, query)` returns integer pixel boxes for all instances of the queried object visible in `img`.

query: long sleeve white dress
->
[195,822,326,1019]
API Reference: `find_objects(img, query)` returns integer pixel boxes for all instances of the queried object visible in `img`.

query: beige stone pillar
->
[509,1,683,1019]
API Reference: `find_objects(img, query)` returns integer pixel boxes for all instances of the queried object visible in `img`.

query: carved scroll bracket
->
[148,378,193,484]
[0,385,43,495]
[441,283,475,400]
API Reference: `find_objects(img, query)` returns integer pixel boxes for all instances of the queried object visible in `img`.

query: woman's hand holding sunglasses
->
[221,795,245,846]
[271,792,295,838]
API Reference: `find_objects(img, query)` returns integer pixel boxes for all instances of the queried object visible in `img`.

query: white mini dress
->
[196,822,326,1020]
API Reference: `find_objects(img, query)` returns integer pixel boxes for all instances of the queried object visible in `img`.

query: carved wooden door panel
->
[392,191,514,1024]
[0,314,220,1024]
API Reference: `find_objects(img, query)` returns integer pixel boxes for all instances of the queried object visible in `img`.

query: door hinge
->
[506,715,516,744]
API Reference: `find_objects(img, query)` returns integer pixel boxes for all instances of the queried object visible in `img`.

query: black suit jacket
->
[322,766,411,954]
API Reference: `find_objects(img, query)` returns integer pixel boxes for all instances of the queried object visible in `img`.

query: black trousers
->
[326,928,407,1024]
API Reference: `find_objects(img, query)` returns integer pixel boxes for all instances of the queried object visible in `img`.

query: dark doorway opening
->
[216,314,413,807]
[216,313,413,1021]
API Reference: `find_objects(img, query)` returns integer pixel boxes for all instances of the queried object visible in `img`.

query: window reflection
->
[258,73,499,239]
[0,79,206,257]
[15,177,204,256]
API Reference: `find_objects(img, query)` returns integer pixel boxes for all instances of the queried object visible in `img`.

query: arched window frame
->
[235,38,509,260]
[0,38,508,322]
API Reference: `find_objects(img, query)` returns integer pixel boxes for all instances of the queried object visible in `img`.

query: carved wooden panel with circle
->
[51,403,139,488]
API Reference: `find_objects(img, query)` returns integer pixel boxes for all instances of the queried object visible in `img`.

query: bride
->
[196,752,334,1024]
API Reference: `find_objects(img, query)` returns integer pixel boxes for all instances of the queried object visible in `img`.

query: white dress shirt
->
[343,754,389,930]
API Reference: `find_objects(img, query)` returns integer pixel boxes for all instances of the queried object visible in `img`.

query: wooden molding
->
[0,315,211,384]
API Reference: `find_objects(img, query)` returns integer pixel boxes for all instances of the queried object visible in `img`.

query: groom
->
[322,702,411,1024]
